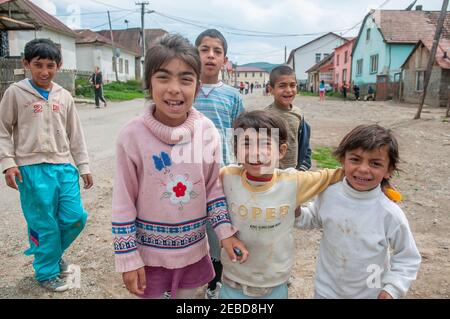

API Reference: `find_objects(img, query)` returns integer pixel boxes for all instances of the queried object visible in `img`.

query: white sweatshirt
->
[296,178,421,299]
[220,165,343,292]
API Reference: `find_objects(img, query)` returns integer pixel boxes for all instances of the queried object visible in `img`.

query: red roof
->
[5,0,76,36]
[97,28,167,57]
[372,10,450,44]
[404,38,450,70]
[75,29,139,56]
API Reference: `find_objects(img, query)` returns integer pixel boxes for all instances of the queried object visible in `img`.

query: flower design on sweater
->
[173,182,187,197]
[161,175,199,209]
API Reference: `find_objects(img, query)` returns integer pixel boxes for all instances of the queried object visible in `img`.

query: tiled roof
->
[2,0,76,36]
[97,28,167,57]
[374,10,450,43]
[404,38,450,70]
[75,29,139,56]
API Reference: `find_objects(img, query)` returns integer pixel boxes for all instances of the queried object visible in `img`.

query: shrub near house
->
[75,79,145,101]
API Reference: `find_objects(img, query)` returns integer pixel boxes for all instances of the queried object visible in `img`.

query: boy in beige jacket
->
[0,39,93,292]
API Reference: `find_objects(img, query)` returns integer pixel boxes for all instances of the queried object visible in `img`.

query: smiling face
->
[23,57,60,90]
[197,36,228,84]
[236,128,287,179]
[342,146,392,192]
[269,74,297,108]
[150,57,198,127]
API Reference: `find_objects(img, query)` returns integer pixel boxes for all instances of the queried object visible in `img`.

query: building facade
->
[287,32,347,85]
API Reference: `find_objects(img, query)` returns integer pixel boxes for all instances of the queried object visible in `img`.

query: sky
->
[32,0,446,65]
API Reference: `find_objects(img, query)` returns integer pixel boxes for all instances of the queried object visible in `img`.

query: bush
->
[75,79,146,101]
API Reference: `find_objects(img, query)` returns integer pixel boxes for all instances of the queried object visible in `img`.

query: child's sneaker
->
[59,259,73,277]
[39,276,69,292]
[205,282,222,299]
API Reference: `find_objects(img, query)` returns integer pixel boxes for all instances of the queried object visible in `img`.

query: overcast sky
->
[32,0,446,64]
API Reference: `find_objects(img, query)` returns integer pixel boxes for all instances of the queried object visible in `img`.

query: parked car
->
[324,83,333,92]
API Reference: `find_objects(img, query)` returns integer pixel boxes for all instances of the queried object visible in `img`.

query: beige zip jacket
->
[0,79,90,175]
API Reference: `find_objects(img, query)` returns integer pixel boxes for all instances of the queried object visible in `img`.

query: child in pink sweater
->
[112,34,248,299]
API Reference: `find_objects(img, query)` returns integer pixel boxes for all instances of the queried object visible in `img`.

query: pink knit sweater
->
[112,104,237,272]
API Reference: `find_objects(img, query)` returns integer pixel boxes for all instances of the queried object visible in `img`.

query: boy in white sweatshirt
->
[296,124,421,299]
[0,39,93,292]
[219,110,344,299]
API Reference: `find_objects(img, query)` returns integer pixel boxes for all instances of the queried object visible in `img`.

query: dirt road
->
[1,91,449,298]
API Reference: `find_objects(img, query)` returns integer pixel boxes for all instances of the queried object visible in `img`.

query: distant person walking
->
[319,80,325,102]
[250,82,254,94]
[91,67,107,108]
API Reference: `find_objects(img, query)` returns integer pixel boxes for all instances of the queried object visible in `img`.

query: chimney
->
[415,5,423,11]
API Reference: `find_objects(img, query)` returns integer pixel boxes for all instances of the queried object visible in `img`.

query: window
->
[356,59,363,76]
[125,59,129,74]
[245,72,247,77]
[344,51,348,63]
[315,53,321,63]
[336,54,340,66]
[370,54,378,73]
[252,72,255,77]
[416,71,425,91]
[342,69,347,82]
[260,73,262,77]
[324,53,330,59]
[112,56,116,72]
[118,58,123,73]
[366,28,371,41]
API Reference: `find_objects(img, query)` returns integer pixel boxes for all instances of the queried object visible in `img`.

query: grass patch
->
[312,147,341,169]
[298,91,318,97]
[297,91,346,99]
[75,79,145,101]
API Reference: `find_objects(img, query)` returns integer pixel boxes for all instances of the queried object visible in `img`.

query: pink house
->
[333,38,355,91]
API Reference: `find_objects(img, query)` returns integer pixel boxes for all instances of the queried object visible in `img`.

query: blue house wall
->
[352,14,415,93]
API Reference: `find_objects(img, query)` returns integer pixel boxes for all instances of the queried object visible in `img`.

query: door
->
[376,74,388,100]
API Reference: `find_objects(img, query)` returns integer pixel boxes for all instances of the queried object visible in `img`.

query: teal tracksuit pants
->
[17,163,87,282]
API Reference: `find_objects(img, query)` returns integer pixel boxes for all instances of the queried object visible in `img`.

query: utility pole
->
[414,0,448,119]
[136,2,149,65]
[107,10,119,82]
[284,46,287,63]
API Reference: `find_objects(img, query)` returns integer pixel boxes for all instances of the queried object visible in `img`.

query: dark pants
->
[94,87,106,107]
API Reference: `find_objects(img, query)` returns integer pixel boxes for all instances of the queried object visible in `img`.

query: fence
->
[0,57,25,99]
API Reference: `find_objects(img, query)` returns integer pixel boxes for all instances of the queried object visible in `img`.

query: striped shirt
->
[194,82,245,165]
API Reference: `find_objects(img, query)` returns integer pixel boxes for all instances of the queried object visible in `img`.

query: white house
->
[5,0,77,70]
[75,29,139,82]
[287,32,347,85]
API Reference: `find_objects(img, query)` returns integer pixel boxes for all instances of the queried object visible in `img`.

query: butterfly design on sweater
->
[152,151,172,174]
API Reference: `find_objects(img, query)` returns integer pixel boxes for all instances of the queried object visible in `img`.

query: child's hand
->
[377,290,393,299]
[4,167,22,190]
[122,267,146,296]
[221,236,249,264]
[81,174,93,189]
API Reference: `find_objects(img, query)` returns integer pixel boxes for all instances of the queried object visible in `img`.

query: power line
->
[90,11,138,30]
[54,9,124,17]
[90,0,134,11]
[154,11,355,38]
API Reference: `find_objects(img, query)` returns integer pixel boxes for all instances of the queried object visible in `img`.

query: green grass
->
[312,147,341,169]
[298,91,318,97]
[75,79,145,101]
[298,91,346,98]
